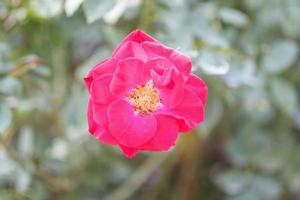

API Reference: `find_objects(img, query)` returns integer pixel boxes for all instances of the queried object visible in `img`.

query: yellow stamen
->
[128,82,160,115]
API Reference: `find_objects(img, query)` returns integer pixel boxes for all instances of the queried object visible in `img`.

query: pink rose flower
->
[84,29,207,158]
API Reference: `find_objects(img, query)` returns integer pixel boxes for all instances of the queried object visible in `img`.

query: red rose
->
[84,29,207,158]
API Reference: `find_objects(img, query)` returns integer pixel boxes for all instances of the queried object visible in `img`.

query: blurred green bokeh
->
[0,0,300,199]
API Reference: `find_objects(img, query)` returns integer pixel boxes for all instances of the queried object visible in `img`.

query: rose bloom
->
[84,29,207,158]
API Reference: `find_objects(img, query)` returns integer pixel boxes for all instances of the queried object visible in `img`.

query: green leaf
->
[226,126,272,167]
[198,50,230,75]
[0,103,12,135]
[262,40,299,74]
[65,0,84,17]
[83,0,116,23]
[0,77,21,95]
[29,0,63,18]
[15,167,31,192]
[216,170,282,200]
[219,8,249,27]
[295,110,300,131]
[270,78,298,116]
[18,126,34,156]
[198,93,223,135]
[215,170,251,195]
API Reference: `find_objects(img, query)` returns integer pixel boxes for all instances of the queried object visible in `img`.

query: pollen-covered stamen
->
[128,82,160,115]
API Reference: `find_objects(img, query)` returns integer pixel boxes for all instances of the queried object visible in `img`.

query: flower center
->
[128,82,160,115]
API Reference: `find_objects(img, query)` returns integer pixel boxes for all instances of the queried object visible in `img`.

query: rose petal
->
[141,42,191,77]
[84,58,117,91]
[90,74,114,104]
[87,99,98,133]
[141,115,178,151]
[158,88,205,132]
[92,103,108,126]
[110,58,147,96]
[107,100,157,147]
[119,145,140,158]
[144,57,174,85]
[113,41,147,62]
[168,50,192,76]
[158,69,185,108]
[91,58,117,79]
[186,74,208,105]
[113,29,160,55]
[94,127,118,145]
[141,41,173,59]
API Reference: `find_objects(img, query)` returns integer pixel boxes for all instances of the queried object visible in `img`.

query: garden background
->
[0,0,300,199]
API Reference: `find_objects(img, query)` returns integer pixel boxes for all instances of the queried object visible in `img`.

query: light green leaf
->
[270,78,298,116]
[83,0,116,23]
[198,50,230,75]
[198,95,223,135]
[295,110,300,131]
[215,170,251,195]
[65,0,84,17]
[48,139,69,160]
[0,77,21,95]
[262,40,298,74]
[29,0,63,18]
[219,8,249,27]
[226,126,272,167]
[15,168,31,192]
[217,170,282,200]
[0,103,12,135]
[18,126,34,156]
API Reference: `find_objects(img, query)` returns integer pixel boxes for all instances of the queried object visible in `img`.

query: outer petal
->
[94,127,118,145]
[90,75,114,104]
[141,42,191,77]
[168,50,192,76]
[141,42,173,59]
[158,88,205,132]
[107,100,157,147]
[112,29,160,55]
[110,58,146,96]
[112,41,147,62]
[119,145,140,158]
[84,58,117,91]
[186,74,208,105]
[92,103,108,126]
[87,99,98,133]
[141,115,178,151]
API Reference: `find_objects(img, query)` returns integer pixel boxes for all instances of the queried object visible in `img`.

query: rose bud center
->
[128,82,160,115]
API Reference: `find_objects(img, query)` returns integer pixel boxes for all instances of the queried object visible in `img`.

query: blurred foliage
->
[0,0,300,199]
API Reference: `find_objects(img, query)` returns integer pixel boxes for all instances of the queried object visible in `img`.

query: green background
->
[0,0,300,199]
